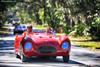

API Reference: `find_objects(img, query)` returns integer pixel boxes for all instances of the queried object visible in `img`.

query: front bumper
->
[23,45,70,57]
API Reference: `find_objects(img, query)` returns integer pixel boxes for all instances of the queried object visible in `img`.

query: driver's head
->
[27,24,32,32]
[47,26,52,33]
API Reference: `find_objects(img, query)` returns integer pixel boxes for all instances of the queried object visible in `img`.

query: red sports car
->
[14,29,71,62]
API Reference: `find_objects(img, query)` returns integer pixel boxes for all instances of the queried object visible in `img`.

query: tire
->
[20,53,28,62]
[20,45,28,62]
[63,55,69,63]
[51,56,56,59]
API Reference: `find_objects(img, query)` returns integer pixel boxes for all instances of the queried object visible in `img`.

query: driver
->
[46,26,56,36]
[22,24,33,37]
[47,27,53,34]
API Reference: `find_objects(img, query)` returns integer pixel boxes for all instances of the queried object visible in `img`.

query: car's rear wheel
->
[63,55,69,63]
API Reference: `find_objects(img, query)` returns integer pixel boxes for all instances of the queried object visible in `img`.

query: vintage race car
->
[14,29,71,62]
[14,24,27,35]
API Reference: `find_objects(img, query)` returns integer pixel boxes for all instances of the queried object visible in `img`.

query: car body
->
[14,29,71,62]
[14,25,27,34]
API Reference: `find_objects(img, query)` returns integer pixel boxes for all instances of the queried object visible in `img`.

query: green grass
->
[0,27,10,35]
[70,36,100,49]
[0,31,10,34]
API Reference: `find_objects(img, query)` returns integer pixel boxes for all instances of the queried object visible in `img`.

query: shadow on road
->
[0,34,14,37]
[0,40,14,47]
[22,57,83,65]
[0,57,88,67]
[74,52,100,63]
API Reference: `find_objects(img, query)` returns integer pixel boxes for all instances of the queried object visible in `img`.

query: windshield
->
[32,29,45,33]
[16,25,26,28]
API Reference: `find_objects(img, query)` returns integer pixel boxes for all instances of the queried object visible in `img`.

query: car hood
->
[29,33,58,44]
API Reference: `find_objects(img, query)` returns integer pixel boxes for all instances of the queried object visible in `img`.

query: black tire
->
[20,45,28,62]
[51,56,56,59]
[20,53,28,62]
[63,55,69,63]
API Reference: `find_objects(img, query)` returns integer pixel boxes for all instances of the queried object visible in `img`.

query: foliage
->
[89,17,100,40]
[69,22,87,36]
[63,25,72,34]
[0,0,100,38]
[76,22,87,36]
[0,2,17,26]
[70,36,100,49]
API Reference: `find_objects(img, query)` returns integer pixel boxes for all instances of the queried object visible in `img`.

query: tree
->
[1,0,100,37]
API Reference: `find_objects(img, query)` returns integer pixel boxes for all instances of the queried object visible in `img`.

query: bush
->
[74,22,87,36]
[89,17,100,40]
[63,25,72,34]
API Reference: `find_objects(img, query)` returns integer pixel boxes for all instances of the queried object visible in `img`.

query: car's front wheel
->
[63,55,69,63]
[20,53,28,62]
[20,46,28,62]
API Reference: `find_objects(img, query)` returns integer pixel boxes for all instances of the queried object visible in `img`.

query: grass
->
[70,36,100,49]
[0,31,10,34]
[0,27,10,35]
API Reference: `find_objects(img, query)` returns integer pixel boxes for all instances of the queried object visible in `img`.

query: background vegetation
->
[0,0,100,41]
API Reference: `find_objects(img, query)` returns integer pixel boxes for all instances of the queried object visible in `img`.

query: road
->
[0,35,100,67]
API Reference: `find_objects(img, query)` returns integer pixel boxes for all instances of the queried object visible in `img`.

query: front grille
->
[38,46,56,54]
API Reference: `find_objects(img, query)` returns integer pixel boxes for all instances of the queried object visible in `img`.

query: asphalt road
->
[0,35,100,67]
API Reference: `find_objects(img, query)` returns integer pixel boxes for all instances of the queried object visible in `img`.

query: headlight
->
[62,42,70,49]
[24,42,32,50]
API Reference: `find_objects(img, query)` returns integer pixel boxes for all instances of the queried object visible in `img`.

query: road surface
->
[0,35,100,67]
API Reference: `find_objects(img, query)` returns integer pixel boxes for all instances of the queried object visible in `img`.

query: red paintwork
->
[14,32,71,58]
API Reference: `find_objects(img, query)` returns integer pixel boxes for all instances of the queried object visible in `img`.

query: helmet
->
[27,24,32,28]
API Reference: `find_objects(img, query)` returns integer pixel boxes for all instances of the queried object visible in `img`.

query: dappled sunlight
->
[70,36,100,49]
[0,56,87,67]
[0,49,87,67]
[71,46,100,66]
